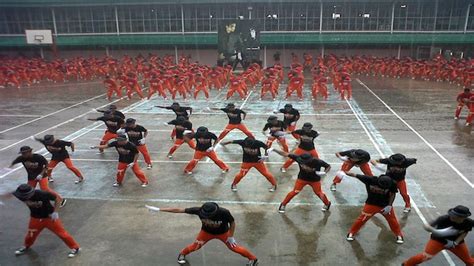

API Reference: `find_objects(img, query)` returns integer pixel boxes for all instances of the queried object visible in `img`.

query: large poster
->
[217,20,261,69]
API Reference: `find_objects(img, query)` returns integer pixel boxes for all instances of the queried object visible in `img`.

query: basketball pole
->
[39,47,44,59]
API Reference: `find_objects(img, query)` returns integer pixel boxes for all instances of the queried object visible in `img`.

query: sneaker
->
[280,167,287,173]
[74,178,84,184]
[268,185,277,192]
[167,154,173,159]
[68,248,80,258]
[454,116,459,120]
[113,182,121,187]
[247,259,259,266]
[396,236,404,244]
[222,168,229,174]
[403,207,411,213]
[141,182,149,188]
[278,204,286,213]
[147,164,152,170]
[60,198,67,208]
[346,233,355,241]
[177,254,187,264]
[15,247,28,256]
[466,123,471,127]
[231,184,237,192]
[330,184,337,191]
[322,202,331,212]
[184,171,193,175]
[48,177,54,182]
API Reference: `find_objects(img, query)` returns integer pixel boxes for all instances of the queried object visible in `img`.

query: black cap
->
[303,122,313,129]
[226,103,235,108]
[244,136,255,146]
[43,134,54,144]
[116,134,128,141]
[284,104,293,108]
[108,104,117,110]
[448,205,471,218]
[267,116,277,122]
[377,175,393,189]
[388,153,406,165]
[200,202,219,218]
[13,184,35,201]
[197,126,208,134]
[19,146,32,154]
[171,102,180,107]
[126,118,136,124]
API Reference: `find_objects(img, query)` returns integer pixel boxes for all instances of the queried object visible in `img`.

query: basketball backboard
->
[25,29,53,45]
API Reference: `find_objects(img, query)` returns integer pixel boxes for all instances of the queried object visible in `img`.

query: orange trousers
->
[27,178,62,200]
[333,161,373,184]
[282,179,329,206]
[147,85,167,99]
[349,204,402,236]
[194,86,209,99]
[126,84,144,99]
[99,130,117,152]
[226,86,246,99]
[184,150,229,172]
[116,162,148,184]
[397,179,411,208]
[24,217,80,249]
[168,138,196,155]
[282,147,319,169]
[286,84,303,99]
[266,136,289,152]
[181,230,257,260]
[261,87,277,99]
[48,158,83,179]
[107,86,122,100]
[137,144,152,164]
[218,124,254,141]
[232,162,276,186]
[403,239,473,266]
[455,102,465,118]
[467,105,474,124]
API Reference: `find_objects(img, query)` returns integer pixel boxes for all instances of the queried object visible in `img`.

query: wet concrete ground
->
[0,75,472,266]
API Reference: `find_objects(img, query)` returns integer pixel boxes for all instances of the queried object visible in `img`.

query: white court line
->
[0,93,107,134]
[357,78,473,189]
[126,112,393,116]
[346,98,455,266]
[0,114,42,118]
[64,158,343,165]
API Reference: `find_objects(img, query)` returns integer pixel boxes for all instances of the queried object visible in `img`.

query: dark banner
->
[217,19,261,68]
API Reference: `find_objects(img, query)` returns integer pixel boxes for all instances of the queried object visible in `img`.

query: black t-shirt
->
[430,215,473,244]
[12,154,48,180]
[340,149,371,164]
[39,139,72,161]
[98,116,124,133]
[185,207,235,235]
[289,154,329,182]
[378,158,417,181]
[108,141,138,164]
[355,174,397,207]
[279,108,300,124]
[293,129,319,150]
[192,132,217,151]
[233,139,267,163]
[166,106,192,119]
[221,108,245,125]
[16,190,56,219]
[168,119,193,139]
[124,125,147,146]
[263,121,287,137]
[112,110,125,119]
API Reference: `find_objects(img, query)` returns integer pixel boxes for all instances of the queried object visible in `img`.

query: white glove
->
[381,206,392,215]
[338,156,349,162]
[336,170,346,180]
[206,107,212,111]
[267,148,274,154]
[127,163,135,168]
[237,53,242,61]
[36,175,43,181]
[51,212,59,221]
[290,122,296,126]
[163,122,170,126]
[274,131,286,137]
[258,155,269,162]
[226,237,237,248]
[89,145,97,149]
[316,171,327,176]
[116,128,126,135]
[445,240,457,249]
[145,205,160,212]
[206,147,214,152]
[139,138,146,145]
[183,130,193,135]
[374,163,386,171]
[272,110,278,114]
